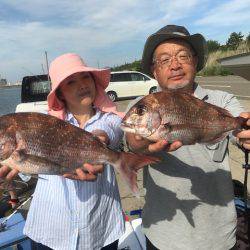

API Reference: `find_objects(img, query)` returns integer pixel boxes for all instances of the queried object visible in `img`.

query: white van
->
[106,71,157,101]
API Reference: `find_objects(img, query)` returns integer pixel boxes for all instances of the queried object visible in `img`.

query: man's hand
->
[236,112,250,150]
[63,163,104,181]
[0,165,19,181]
[126,133,182,154]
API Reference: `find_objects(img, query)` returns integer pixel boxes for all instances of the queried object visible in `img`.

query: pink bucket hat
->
[47,53,124,119]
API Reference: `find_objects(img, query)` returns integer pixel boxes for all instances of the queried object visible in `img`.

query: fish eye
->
[136,105,147,116]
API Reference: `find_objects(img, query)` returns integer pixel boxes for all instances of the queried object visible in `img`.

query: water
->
[0,87,21,115]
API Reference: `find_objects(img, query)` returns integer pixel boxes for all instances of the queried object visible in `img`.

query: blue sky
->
[0,0,250,83]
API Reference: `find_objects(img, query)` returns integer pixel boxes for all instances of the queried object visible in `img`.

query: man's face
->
[152,39,198,90]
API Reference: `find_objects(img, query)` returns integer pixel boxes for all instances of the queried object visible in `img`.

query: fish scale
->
[121,90,248,145]
[0,112,159,195]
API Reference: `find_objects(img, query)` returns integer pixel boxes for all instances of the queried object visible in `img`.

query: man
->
[125,25,250,250]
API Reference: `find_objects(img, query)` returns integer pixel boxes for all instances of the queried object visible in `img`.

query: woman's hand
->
[63,163,104,181]
[236,112,250,150]
[0,165,19,181]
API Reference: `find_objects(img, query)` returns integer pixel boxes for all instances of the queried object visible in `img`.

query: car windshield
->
[30,80,50,95]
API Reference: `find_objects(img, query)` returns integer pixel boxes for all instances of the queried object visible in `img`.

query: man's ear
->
[193,56,198,70]
[151,65,158,80]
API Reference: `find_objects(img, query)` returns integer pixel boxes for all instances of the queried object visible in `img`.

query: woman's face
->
[58,72,96,110]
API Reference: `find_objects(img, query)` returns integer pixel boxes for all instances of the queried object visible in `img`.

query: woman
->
[23,53,125,250]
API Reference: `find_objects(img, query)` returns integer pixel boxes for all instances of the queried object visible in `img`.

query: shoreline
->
[0,85,21,89]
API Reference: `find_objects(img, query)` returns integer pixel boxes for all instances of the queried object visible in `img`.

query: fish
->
[121,90,248,145]
[0,112,159,195]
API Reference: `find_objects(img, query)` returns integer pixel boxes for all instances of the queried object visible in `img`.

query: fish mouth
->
[120,122,152,137]
[120,123,136,133]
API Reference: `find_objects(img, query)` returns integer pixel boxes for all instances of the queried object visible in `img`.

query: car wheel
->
[107,91,117,102]
[149,87,157,94]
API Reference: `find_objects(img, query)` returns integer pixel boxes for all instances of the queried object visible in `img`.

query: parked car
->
[15,70,158,112]
[15,75,49,113]
[106,71,157,101]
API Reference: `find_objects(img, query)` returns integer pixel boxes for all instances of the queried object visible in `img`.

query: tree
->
[246,33,250,45]
[207,40,220,53]
[226,32,244,50]
[219,45,228,52]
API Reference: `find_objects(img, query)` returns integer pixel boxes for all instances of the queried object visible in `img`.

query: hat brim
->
[141,33,207,77]
[47,66,110,111]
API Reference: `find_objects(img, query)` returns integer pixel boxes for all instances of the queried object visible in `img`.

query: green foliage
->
[226,32,244,50]
[219,45,229,52]
[247,33,250,44]
[111,31,249,77]
[198,65,232,76]
[111,60,142,72]
[207,40,220,53]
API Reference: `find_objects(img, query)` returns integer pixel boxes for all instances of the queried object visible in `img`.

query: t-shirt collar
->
[157,82,209,101]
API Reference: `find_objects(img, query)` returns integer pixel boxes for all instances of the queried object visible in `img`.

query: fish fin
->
[163,123,173,132]
[25,174,48,181]
[236,116,249,130]
[11,149,28,162]
[6,152,66,175]
[114,152,160,196]
[15,132,27,151]
[205,131,230,145]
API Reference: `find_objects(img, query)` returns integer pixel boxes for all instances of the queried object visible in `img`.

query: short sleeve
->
[96,113,123,150]
[221,92,245,117]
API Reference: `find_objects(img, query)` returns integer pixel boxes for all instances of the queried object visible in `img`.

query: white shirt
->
[24,110,125,250]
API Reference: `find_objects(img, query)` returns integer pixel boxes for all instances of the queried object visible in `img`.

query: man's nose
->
[169,56,181,70]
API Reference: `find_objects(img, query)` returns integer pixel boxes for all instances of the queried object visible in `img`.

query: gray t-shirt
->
[125,84,244,250]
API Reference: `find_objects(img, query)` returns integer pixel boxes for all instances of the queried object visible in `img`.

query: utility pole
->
[41,63,45,74]
[45,51,51,88]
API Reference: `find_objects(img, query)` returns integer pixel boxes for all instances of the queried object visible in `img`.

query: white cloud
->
[196,0,250,26]
[1,0,249,82]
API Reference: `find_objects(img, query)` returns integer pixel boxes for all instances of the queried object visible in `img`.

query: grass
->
[198,41,250,76]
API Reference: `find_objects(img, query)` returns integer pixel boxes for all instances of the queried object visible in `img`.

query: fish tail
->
[114,152,160,196]
[236,117,249,130]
